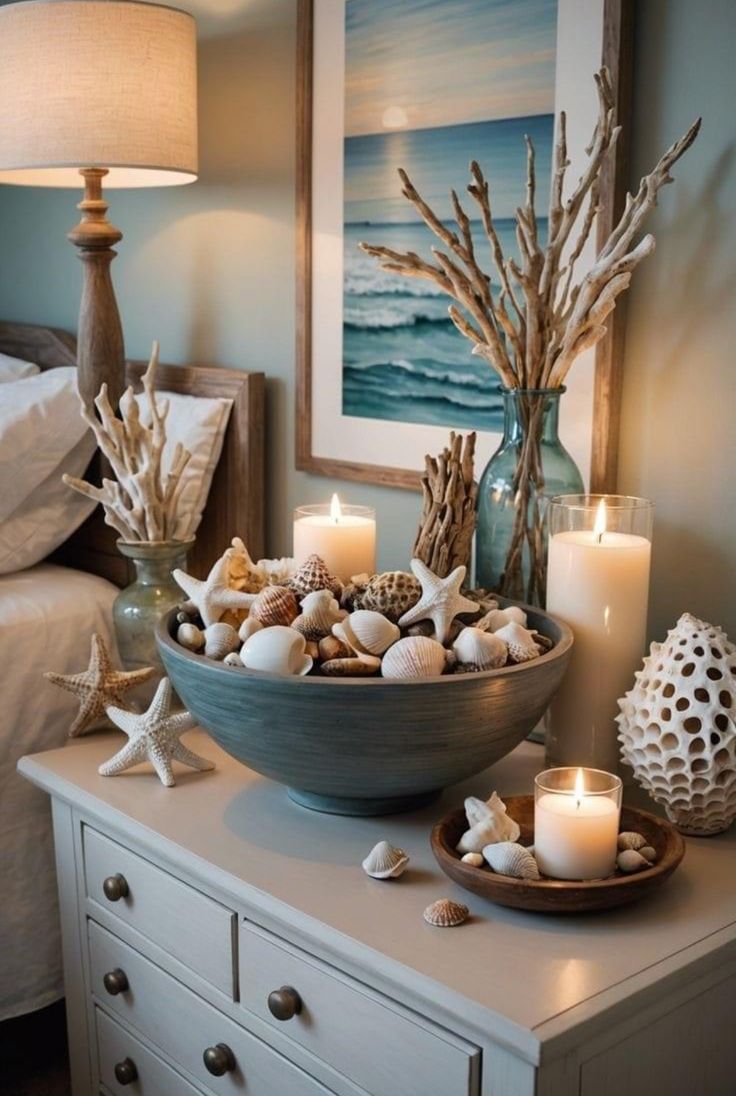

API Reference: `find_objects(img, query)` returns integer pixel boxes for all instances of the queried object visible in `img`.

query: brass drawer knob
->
[103,968,129,996]
[267,985,302,1021]
[103,873,129,902]
[203,1043,236,1077]
[113,1058,138,1085]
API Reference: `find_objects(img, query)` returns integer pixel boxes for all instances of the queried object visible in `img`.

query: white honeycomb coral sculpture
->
[617,613,736,836]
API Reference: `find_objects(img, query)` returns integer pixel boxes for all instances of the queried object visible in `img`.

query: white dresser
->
[19,733,736,1096]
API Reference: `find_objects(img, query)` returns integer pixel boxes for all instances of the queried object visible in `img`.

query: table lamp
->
[0,0,198,407]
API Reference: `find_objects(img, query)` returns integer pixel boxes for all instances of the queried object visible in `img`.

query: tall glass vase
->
[475,388,583,605]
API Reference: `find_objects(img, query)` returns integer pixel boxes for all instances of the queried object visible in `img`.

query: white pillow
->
[137,390,233,541]
[0,352,40,383]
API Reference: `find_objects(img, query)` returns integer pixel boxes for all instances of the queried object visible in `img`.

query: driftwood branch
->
[412,432,478,577]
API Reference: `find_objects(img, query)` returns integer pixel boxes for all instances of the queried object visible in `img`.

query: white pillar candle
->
[293,495,376,581]
[534,768,621,880]
[546,498,652,772]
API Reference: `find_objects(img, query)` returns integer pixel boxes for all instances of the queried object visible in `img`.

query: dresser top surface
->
[20,731,736,1050]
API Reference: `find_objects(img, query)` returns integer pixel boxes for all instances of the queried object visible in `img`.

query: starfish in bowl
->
[100,677,214,787]
[173,547,256,627]
[45,633,154,737]
[398,559,478,646]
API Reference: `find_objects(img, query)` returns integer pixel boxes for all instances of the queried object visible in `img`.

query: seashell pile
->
[617,612,736,836]
[174,545,552,680]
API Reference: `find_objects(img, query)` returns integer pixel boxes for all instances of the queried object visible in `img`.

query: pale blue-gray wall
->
[0,0,734,642]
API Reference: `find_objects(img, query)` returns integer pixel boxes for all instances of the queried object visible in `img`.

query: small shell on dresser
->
[223,651,243,668]
[362,840,409,879]
[318,635,351,662]
[380,636,448,680]
[177,622,205,651]
[320,655,382,677]
[493,621,540,663]
[617,831,647,852]
[361,570,422,624]
[616,849,651,874]
[203,622,240,660]
[476,606,527,633]
[290,554,343,598]
[452,628,507,672]
[640,845,657,863]
[482,842,540,880]
[460,852,484,867]
[249,585,299,628]
[292,589,346,641]
[336,610,400,657]
[238,617,264,643]
[423,898,469,927]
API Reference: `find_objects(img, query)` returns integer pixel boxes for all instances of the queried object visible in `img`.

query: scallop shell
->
[475,606,527,633]
[249,585,299,628]
[203,622,240,660]
[460,852,484,867]
[493,621,540,663]
[290,554,343,598]
[423,898,469,927]
[223,651,243,668]
[617,831,647,851]
[177,622,205,651]
[380,636,447,680]
[335,610,400,657]
[482,842,540,880]
[457,794,520,853]
[361,840,409,879]
[318,635,350,662]
[238,617,264,643]
[292,589,346,641]
[617,612,736,836]
[616,849,650,874]
[452,627,507,672]
[320,655,381,677]
[361,570,421,624]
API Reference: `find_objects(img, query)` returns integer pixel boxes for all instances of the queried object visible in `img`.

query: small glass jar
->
[534,766,623,880]
[292,499,376,581]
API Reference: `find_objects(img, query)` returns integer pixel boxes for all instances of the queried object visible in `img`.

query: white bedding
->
[0,563,118,1020]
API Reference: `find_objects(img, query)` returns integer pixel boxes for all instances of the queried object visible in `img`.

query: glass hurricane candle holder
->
[293,495,376,581]
[545,495,654,771]
[534,767,623,880]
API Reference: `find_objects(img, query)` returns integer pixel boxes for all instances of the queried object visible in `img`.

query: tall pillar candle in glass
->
[293,494,376,581]
[545,495,653,771]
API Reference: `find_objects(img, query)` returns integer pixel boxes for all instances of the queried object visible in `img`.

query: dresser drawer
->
[96,1007,201,1096]
[84,826,235,995]
[239,921,480,1096]
[89,921,337,1096]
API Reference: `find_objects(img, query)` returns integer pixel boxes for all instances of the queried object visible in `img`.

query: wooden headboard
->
[0,320,265,585]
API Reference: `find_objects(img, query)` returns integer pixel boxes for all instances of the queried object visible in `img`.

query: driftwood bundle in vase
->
[413,432,478,577]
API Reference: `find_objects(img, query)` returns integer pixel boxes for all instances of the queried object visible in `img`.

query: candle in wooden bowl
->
[545,495,653,772]
[534,766,622,880]
[293,495,376,581]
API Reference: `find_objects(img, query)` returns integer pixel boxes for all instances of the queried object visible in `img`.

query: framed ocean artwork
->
[297,0,632,489]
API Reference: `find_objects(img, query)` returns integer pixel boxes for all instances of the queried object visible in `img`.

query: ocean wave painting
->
[342,0,557,432]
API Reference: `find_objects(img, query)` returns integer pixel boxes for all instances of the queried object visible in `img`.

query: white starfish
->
[398,559,479,645]
[99,678,214,787]
[173,548,256,627]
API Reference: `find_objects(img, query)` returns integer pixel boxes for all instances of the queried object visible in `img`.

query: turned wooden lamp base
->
[67,168,126,408]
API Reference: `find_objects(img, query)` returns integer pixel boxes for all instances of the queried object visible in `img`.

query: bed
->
[0,320,264,1020]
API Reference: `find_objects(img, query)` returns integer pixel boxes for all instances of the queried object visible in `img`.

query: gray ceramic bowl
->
[157,604,572,816]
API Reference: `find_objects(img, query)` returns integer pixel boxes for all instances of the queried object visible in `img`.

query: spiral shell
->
[177,622,204,651]
[452,627,507,672]
[423,898,469,927]
[203,622,240,660]
[617,831,647,851]
[361,840,409,879]
[290,554,342,598]
[321,655,381,677]
[292,589,346,641]
[617,612,736,836]
[249,585,299,628]
[475,606,527,633]
[334,610,400,657]
[494,621,541,664]
[361,571,421,624]
[381,636,447,680]
[482,842,540,880]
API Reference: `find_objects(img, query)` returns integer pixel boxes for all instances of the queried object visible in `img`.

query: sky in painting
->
[345,0,557,137]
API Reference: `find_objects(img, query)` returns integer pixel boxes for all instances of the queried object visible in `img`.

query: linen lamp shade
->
[0,0,198,187]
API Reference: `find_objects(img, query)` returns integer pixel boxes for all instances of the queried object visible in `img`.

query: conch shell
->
[292,589,346,641]
[457,792,520,852]
[452,627,507,672]
[482,841,540,880]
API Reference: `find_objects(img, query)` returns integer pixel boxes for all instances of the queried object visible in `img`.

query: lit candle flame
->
[593,498,607,544]
[574,767,585,808]
[330,493,342,524]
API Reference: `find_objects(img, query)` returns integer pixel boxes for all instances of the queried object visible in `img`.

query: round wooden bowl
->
[431,796,686,913]
[156,604,572,816]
